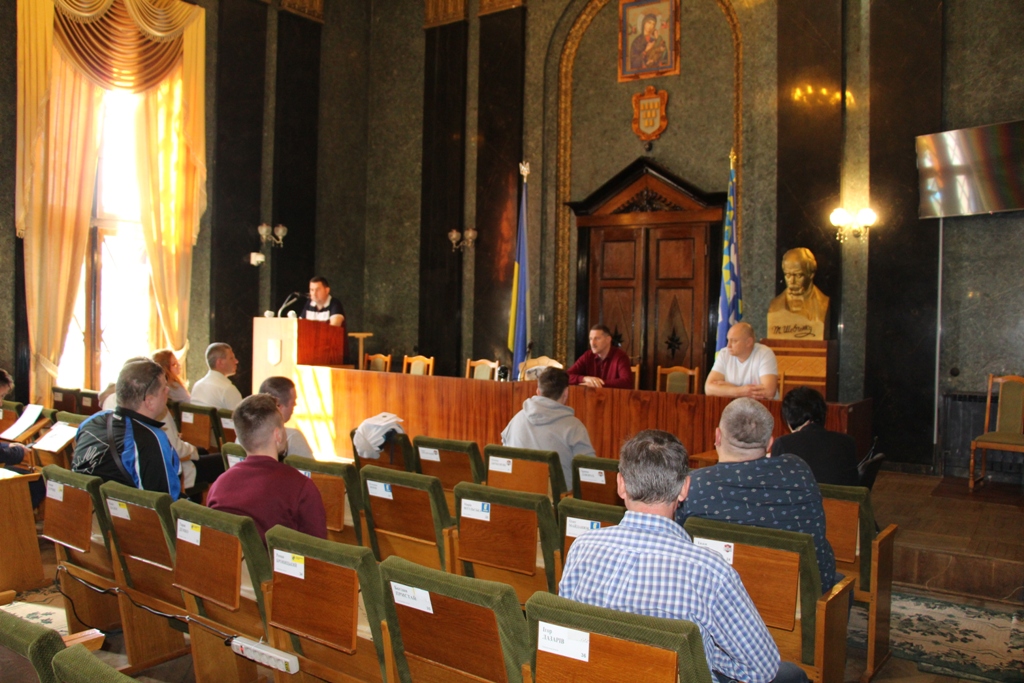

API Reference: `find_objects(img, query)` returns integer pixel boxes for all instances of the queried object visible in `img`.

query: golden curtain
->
[16,0,206,403]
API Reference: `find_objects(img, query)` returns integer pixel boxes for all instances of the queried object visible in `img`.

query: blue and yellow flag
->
[716,152,742,351]
[508,167,530,377]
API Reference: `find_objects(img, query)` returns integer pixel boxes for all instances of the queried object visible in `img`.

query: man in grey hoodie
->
[501,367,597,484]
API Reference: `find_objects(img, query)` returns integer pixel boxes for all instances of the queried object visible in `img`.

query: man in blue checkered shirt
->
[559,430,808,683]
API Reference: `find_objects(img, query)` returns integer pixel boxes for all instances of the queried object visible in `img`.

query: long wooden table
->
[301,369,871,462]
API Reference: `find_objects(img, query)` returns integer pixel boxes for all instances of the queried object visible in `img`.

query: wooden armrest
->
[815,576,855,683]
[63,628,105,651]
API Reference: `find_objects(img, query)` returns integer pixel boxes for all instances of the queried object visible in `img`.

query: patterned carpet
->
[849,592,1024,683]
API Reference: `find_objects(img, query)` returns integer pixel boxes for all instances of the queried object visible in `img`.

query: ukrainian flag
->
[716,152,742,351]
[508,169,530,378]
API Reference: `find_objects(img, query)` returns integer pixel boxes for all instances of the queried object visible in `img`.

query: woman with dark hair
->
[771,387,860,486]
[152,349,191,403]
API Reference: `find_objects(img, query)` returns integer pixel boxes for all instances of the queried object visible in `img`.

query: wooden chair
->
[77,390,101,416]
[466,358,499,380]
[284,455,365,546]
[402,355,435,376]
[51,387,79,414]
[778,371,829,400]
[217,409,237,443]
[819,484,897,683]
[360,465,455,570]
[351,427,416,472]
[51,644,136,683]
[484,444,567,500]
[178,403,224,452]
[630,363,640,390]
[0,400,23,433]
[96,482,191,674]
[969,374,1024,491]
[40,466,122,634]
[363,353,392,372]
[452,482,562,606]
[0,610,67,683]
[526,592,714,683]
[170,499,271,683]
[264,526,394,683]
[656,365,700,394]
[683,518,854,683]
[411,436,486,514]
[380,555,533,683]
[571,455,623,506]
[518,356,562,381]
[220,442,247,470]
[556,497,625,558]
[0,469,48,594]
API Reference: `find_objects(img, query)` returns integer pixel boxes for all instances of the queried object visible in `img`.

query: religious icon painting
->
[618,0,680,82]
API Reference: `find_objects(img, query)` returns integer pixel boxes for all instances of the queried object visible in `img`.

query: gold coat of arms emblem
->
[632,85,668,142]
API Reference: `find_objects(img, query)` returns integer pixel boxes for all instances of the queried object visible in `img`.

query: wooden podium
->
[762,338,838,401]
[0,470,47,593]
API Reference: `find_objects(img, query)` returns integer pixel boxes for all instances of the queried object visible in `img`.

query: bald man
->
[705,323,778,399]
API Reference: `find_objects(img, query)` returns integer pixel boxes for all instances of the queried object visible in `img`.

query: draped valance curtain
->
[16,0,206,404]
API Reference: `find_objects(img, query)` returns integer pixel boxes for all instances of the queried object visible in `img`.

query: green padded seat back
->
[0,611,66,683]
[359,465,453,565]
[284,455,363,543]
[221,442,247,470]
[42,465,113,557]
[369,357,387,372]
[472,363,494,380]
[483,444,567,499]
[525,592,713,683]
[993,378,1024,435]
[818,483,875,592]
[51,644,135,682]
[99,481,177,578]
[165,400,182,429]
[55,412,89,426]
[380,555,531,683]
[264,526,389,682]
[411,436,486,485]
[178,403,224,443]
[2,399,25,415]
[684,517,820,665]
[665,372,693,394]
[570,455,620,499]
[170,499,272,625]
[556,497,626,556]
[453,482,560,590]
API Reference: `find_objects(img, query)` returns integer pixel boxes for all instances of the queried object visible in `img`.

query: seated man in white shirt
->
[190,342,244,411]
[705,322,779,399]
[258,376,314,458]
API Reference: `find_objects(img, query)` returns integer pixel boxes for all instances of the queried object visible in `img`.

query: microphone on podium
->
[276,292,308,318]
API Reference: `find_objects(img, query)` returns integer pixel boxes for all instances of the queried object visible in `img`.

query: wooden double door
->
[588,222,709,390]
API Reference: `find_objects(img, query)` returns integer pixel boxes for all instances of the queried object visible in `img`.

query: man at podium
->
[304,276,345,326]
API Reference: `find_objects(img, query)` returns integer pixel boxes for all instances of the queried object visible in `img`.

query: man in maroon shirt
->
[567,324,634,389]
[206,394,327,542]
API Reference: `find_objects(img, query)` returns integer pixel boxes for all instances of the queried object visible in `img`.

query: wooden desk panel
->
[324,369,871,463]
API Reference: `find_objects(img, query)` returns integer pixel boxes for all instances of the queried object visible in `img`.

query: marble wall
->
[939,0,1024,393]
[0,0,16,374]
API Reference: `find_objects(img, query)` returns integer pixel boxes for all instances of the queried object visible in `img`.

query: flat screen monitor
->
[916,119,1024,218]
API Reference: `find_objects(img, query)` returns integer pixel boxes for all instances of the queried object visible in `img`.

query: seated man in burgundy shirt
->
[206,394,327,543]
[567,324,633,389]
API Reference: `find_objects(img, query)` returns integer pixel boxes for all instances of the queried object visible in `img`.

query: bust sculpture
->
[767,248,830,339]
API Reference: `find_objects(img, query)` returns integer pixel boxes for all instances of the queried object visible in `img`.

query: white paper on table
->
[0,468,24,480]
[32,422,79,452]
[1,404,44,441]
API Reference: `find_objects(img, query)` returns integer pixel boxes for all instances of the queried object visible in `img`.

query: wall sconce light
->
[258,222,288,248]
[830,207,877,242]
[448,226,477,251]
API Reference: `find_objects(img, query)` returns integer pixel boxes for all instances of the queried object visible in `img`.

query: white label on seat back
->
[273,549,305,580]
[565,517,602,538]
[227,455,244,468]
[46,481,64,502]
[82,397,93,407]
[538,622,589,662]
[367,481,393,500]
[390,582,433,613]
[418,447,440,462]
[489,457,513,473]
[299,470,311,478]
[53,392,63,401]
[106,499,131,520]
[176,519,202,545]
[221,418,235,430]
[694,537,734,564]
[578,468,606,484]
[182,412,194,424]
[460,499,491,521]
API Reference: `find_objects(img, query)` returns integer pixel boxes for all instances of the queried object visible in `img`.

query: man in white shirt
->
[258,376,314,458]
[190,343,244,410]
[705,323,779,399]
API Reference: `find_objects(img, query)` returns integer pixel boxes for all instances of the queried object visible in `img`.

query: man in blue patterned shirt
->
[676,397,836,592]
[560,430,807,683]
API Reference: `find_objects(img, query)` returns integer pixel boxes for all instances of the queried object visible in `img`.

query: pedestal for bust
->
[761,338,838,401]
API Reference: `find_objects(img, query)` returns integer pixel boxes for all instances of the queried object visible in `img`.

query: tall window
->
[57,90,154,390]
